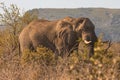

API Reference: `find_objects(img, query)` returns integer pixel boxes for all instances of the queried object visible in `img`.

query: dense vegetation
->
[0,3,120,80]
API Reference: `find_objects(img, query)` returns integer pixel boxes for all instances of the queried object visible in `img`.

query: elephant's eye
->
[86,28,89,31]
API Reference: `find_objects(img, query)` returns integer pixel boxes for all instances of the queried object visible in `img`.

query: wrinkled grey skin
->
[19,19,77,57]
[19,17,97,57]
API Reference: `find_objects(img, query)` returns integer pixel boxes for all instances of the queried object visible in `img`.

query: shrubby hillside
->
[28,8,120,42]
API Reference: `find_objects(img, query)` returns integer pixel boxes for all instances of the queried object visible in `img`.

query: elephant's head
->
[75,18,98,57]
[75,18,97,44]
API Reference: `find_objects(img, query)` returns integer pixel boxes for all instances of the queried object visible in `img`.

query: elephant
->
[19,17,97,57]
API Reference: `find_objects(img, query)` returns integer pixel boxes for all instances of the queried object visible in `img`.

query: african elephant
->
[19,17,97,57]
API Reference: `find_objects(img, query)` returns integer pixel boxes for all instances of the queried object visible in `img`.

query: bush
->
[21,47,55,65]
[0,3,38,58]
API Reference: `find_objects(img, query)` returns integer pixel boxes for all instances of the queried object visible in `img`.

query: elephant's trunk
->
[87,43,94,57]
[78,41,95,58]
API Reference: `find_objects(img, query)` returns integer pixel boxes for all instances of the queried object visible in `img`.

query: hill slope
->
[28,8,120,41]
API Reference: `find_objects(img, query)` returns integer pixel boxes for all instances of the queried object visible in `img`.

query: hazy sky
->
[1,0,120,11]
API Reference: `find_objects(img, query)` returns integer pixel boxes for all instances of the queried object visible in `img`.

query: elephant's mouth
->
[84,40,92,44]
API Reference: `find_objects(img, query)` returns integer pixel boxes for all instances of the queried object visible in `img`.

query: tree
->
[0,3,38,55]
[0,3,22,35]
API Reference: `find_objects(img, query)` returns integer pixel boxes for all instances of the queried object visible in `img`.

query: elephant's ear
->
[56,20,73,37]
[56,20,74,44]
[56,20,73,31]
[55,21,74,54]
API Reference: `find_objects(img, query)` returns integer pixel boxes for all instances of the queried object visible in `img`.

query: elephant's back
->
[27,19,57,30]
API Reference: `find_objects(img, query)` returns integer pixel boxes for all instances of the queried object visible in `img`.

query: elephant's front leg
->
[78,41,94,58]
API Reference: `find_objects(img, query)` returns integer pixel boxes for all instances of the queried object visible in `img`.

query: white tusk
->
[84,40,92,44]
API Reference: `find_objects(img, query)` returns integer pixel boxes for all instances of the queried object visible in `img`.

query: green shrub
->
[21,47,56,65]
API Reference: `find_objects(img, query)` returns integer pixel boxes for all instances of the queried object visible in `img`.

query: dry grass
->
[0,41,120,80]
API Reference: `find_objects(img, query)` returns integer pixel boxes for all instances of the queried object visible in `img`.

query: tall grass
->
[0,41,120,80]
